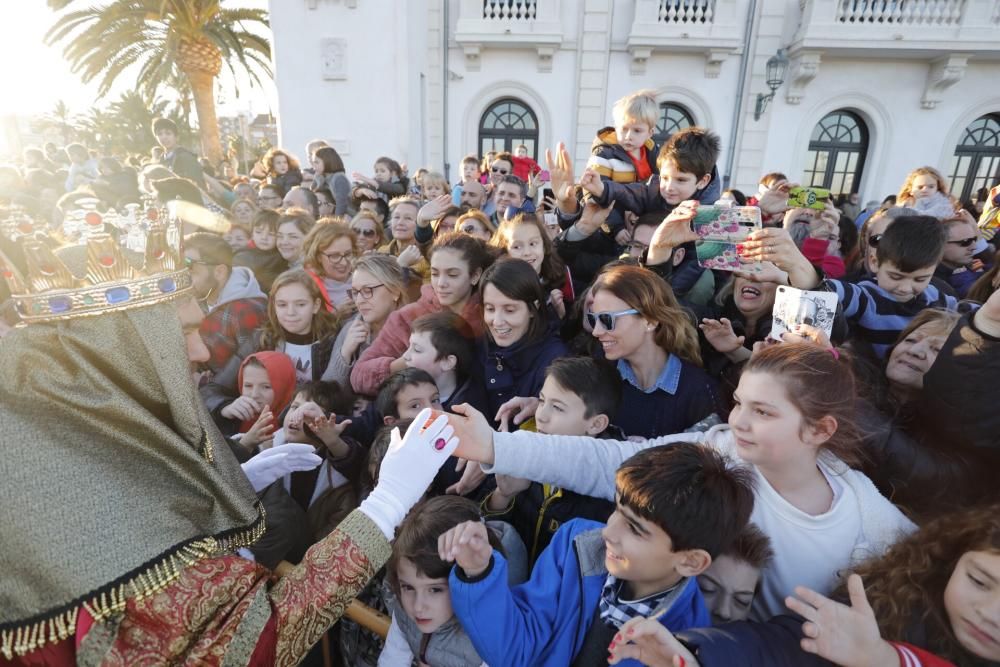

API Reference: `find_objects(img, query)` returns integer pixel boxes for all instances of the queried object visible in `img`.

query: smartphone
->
[787,186,831,210]
[691,205,761,271]
[541,187,555,210]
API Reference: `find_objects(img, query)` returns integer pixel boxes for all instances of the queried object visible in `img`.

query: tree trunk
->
[186,69,222,166]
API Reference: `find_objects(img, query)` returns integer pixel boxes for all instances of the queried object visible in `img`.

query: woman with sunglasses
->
[478,258,569,423]
[324,254,410,389]
[302,220,359,311]
[349,210,386,254]
[588,264,720,439]
[351,233,494,396]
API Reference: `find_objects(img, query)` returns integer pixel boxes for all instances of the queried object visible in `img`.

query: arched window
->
[803,110,869,196]
[948,113,1000,204]
[653,102,695,144]
[478,98,539,160]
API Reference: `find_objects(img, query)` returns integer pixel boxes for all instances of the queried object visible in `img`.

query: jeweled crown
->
[1,200,193,323]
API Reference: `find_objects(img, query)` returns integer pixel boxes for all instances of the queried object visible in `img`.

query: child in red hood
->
[217,351,298,453]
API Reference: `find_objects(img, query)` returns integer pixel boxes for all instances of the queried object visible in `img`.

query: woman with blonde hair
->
[302,219,359,311]
[350,210,386,254]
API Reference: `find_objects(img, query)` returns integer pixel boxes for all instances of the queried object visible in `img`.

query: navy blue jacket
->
[614,357,722,439]
[675,616,832,666]
[592,165,722,216]
[477,333,569,423]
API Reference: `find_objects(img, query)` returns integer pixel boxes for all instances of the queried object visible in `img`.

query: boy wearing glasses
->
[935,215,988,297]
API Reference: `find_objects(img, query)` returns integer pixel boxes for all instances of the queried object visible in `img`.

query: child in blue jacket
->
[438,442,755,667]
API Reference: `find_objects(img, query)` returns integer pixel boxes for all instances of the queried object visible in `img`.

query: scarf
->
[236,351,298,433]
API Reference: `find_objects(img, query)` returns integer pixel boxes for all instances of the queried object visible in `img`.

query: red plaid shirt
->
[198,297,268,374]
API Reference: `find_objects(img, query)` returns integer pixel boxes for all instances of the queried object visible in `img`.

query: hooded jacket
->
[199,266,268,375]
[235,351,297,433]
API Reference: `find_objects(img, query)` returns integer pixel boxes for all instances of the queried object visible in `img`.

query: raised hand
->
[647,200,700,265]
[575,200,616,237]
[758,178,793,215]
[417,194,454,227]
[608,615,700,667]
[544,141,577,208]
[397,244,423,268]
[445,457,488,496]
[780,323,833,350]
[307,413,351,457]
[494,396,539,429]
[241,405,275,449]
[448,403,498,466]
[733,260,789,286]
[340,316,371,360]
[221,395,262,422]
[740,227,818,288]
[438,520,493,578]
[699,318,746,354]
[579,168,605,198]
[550,288,566,320]
[785,574,898,667]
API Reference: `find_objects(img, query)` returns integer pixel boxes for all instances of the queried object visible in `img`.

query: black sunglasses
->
[868,233,883,247]
[491,167,509,174]
[947,237,977,248]
[353,228,377,237]
[585,308,639,331]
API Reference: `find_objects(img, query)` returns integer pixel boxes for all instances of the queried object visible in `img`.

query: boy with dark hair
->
[484,357,622,562]
[403,311,485,412]
[374,367,442,426]
[785,214,962,358]
[580,126,722,217]
[698,523,774,625]
[441,442,754,667]
[152,117,205,188]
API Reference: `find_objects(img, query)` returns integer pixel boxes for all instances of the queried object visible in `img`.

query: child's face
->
[397,558,454,635]
[224,227,250,251]
[390,203,418,242]
[273,154,289,175]
[589,289,649,361]
[943,550,1000,661]
[155,128,177,150]
[616,118,654,154]
[875,260,935,302]
[311,155,325,175]
[515,145,529,157]
[253,225,276,251]
[233,201,256,226]
[885,322,948,391]
[241,364,275,409]
[658,161,710,205]
[602,499,686,599]
[374,162,392,182]
[506,224,544,274]
[283,392,311,443]
[423,182,445,200]
[535,376,600,436]
[392,382,442,422]
[274,282,320,336]
[483,283,532,348]
[698,554,761,625]
[403,331,447,379]
[462,161,479,180]
[728,371,827,473]
[911,174,939,199]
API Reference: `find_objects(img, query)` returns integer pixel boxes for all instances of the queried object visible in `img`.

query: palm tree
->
[43,100,77,144]
[44,1,272,164]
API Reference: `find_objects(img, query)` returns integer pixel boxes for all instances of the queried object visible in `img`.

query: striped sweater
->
[825,278,961,358]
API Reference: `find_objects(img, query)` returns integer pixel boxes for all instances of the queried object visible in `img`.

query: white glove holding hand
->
[241,443,322,492]
[359,408,459,540]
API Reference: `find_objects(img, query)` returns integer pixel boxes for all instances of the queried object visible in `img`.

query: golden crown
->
[1,201,193,323]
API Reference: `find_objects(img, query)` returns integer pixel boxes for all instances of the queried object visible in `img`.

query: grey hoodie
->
[212,266,266,311]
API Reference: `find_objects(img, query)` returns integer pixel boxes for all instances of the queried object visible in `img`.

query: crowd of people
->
[2,88,999,667]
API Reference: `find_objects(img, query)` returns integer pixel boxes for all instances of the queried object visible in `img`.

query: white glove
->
[359,408,459,540]
[240,443,322,492]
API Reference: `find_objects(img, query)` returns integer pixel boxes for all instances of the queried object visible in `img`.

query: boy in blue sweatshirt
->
[438,442,755,667]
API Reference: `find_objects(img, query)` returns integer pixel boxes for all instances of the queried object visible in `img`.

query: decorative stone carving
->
[321,38,348,80]
[921,54,969,110]
[785,51,821,105]
[704,49,730,78]
[629,46,653,75]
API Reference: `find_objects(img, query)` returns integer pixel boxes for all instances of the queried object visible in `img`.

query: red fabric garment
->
[801,237,846,278]
[511,155,541,183]
[891,642,957,667]
[628,146,653,182]
[350,284,485,396]
[236,351,298,432]
[305,268,335,312]
[199,297,268,374]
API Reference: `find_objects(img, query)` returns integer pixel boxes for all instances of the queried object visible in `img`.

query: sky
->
[0,2,276,119]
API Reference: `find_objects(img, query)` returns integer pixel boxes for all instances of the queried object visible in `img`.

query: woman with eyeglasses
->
[351,233,494,396]
[350,210,386,253]
[302,220,359,311]
[477,258,569,423]
[324,254,410,390]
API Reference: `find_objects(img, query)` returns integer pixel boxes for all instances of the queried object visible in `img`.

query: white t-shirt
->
[284,342,313,384]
